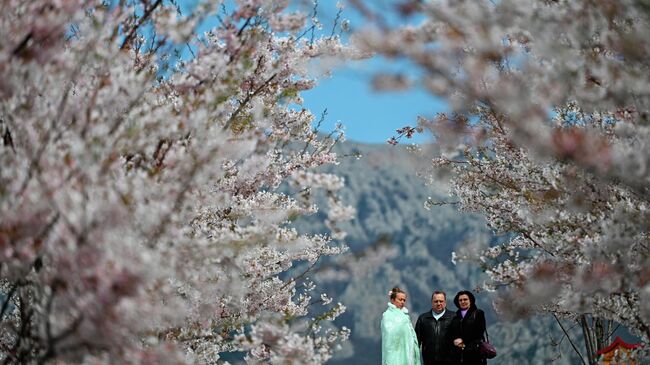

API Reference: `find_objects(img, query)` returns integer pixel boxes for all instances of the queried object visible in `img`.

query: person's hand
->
[453,338,464,348]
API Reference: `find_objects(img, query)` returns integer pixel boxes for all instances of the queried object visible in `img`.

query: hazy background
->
[174,2,599,363]
[288,140,586,365]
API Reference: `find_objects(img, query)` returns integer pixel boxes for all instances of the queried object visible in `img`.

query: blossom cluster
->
[353,0,650,359]
[0,0,359,363]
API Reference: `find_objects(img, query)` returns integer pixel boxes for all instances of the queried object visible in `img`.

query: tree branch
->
[223,73,277,131]
[120,0,163,50]
[553,314,586,365]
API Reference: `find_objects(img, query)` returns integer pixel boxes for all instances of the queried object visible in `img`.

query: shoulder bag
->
[479,329,497,359]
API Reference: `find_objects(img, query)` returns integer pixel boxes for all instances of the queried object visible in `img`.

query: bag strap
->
[473,310,490,342]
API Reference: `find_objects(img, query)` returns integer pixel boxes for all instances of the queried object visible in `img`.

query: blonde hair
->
[389,286,405,300]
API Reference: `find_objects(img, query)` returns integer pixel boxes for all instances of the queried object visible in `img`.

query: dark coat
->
[449,307,487,365]
[415,309,455,365]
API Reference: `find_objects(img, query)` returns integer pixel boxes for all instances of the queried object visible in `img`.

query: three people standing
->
[382,287,490,365]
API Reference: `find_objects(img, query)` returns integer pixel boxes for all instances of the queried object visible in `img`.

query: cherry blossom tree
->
[351,0,649,363]
[0,0,360,363]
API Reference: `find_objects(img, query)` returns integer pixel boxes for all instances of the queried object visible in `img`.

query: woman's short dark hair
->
[453,290,476,309]
[389,286,406,300]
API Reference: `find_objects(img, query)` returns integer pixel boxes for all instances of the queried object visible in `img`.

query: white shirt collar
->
[432,309,445,320]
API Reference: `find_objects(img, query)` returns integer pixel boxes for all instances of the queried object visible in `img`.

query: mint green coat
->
[381,303,421,365]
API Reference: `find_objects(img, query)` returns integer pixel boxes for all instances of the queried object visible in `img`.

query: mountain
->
[290,139,582,365]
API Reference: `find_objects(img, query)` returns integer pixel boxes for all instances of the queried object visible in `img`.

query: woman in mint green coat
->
[381,286,421,365]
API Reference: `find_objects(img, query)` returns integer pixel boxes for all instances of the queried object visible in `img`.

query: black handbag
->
[479,329,497,359]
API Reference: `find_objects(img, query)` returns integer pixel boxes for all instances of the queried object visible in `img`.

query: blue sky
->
[295,2,447,144]
[174,0,447,144]
[301,58,445,144]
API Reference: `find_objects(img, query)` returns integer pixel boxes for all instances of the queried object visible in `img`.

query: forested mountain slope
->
[291,140,581,365]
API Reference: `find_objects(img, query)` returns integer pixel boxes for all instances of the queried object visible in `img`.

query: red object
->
[597,336,641,355]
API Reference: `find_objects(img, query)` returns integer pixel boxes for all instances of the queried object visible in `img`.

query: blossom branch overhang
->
[360,0,650,342]
[0,1,358,363]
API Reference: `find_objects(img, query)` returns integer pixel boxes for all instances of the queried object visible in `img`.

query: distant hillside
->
[290,139,582,365]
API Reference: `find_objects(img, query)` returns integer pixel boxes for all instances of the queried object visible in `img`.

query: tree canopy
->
[354,0,648,362]
[0,0,360,363]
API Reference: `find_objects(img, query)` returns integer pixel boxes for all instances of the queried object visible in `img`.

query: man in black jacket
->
[415,290,455,365]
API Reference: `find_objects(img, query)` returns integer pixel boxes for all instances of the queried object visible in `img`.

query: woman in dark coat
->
[449,291,487,365]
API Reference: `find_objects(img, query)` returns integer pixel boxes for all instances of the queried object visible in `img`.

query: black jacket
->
[415,309,455,365]
[449,307,487,365]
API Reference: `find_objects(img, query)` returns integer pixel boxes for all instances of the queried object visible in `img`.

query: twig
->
[280,260,319,291]
[329,7,343,39]
[553,314,586,365]
[120,0,163,50]
[223,73,277,131]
